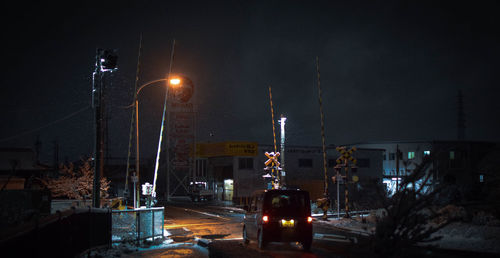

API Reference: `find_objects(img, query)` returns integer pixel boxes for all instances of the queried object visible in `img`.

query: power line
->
[0,106,91,143]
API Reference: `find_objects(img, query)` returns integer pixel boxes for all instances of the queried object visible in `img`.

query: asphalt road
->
[164,201,243,242]
[122,200,499,258]
[158,199,368,258]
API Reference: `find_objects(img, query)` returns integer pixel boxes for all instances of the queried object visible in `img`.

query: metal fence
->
[111,207,164,243]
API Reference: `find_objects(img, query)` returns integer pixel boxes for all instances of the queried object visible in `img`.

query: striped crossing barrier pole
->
[268,85,279,189]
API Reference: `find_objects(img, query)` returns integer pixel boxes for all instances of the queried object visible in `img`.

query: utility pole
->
[135,98,140,208]
[396,144,400,192]
[92,48,117,208]
[336,167,340,219]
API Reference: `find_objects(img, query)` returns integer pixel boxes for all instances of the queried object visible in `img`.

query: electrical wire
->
[0,105,91,143]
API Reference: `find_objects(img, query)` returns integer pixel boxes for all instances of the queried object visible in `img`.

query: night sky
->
[1,0,500,164]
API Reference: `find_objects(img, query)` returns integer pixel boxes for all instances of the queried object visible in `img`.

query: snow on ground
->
[85,200,500,256]
[429,222,500,254]
[312,210,500,254]
[313,215,376,236]
[208,205,245,213]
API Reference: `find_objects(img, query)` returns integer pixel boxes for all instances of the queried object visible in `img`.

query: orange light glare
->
[262,215,269,223]
[169,78,181,85]
[307,216,313,223]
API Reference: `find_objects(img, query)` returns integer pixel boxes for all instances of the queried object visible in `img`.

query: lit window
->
[424,150,430,156]
[408,152,415,160]
[450,151,455,160]
[479,174,484,183]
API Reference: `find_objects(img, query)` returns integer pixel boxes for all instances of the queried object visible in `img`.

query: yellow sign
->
[196,141,258,157]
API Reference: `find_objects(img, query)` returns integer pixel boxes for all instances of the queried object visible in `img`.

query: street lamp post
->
[132,77,181,208]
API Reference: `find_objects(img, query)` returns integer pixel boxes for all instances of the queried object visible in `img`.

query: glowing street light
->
[169,77,181,86]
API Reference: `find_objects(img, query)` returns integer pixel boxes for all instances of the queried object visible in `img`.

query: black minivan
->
[242,189,313,251]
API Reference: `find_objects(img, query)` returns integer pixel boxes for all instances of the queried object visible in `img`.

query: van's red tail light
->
[262,215,269,223]
[307,216,313,223]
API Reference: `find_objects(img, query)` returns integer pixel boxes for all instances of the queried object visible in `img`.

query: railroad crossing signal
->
[336,146,357,165]
[334,146,358,218]
[264,152,281,168]
[264,152,281,189]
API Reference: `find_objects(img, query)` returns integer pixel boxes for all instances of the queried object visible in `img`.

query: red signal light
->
[262,215,269,223]
[307,216,313,223]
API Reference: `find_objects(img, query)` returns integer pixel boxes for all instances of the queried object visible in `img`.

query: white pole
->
[280,115,286,186]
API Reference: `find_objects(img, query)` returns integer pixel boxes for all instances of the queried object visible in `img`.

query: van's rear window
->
[264,192,308,215]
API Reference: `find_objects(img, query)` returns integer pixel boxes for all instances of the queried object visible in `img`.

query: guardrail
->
[111,207,164,243]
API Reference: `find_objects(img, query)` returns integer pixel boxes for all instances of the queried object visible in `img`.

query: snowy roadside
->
[208,205,245,213]
[429,222,500,254]
[311,210,500,254]
[313,215,376,236]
